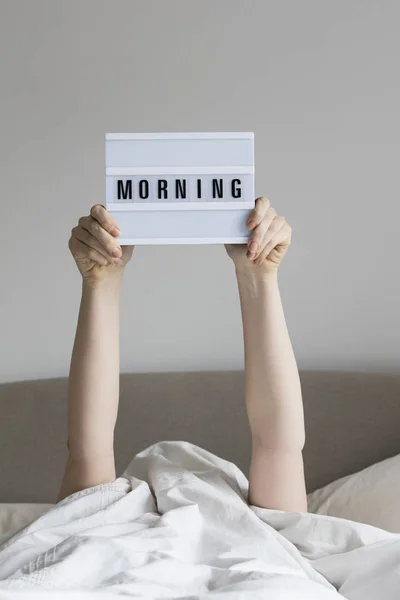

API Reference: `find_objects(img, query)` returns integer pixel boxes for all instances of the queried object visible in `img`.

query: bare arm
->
[58,277,122,501]
[226,197,307,512]
[58,205,133,501]
[236,269,306,511]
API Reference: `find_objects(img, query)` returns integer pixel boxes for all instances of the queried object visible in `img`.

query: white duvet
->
[0,441,399,599]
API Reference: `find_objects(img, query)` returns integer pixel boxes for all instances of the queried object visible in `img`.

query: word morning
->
[116,177,242,202]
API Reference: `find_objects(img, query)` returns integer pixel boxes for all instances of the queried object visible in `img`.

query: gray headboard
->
[1,370,400,503]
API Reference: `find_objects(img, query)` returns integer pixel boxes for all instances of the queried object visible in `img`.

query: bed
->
[1,369,400,598]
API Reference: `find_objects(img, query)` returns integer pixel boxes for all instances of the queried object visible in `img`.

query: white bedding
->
[0,441,399,599]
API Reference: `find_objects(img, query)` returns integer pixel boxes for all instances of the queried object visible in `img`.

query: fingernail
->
[112,248,121,257]
[247,251,256,259]
[248,241,257,252]
[111,227,120,236]
[247,220,256,229]
[114,257,122,264]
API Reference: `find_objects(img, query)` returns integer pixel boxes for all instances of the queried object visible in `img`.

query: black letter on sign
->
[175,179,187,199]
[117,179,132,200]
[158,179,168,199]
[231,179,241,198]
[212,179,223,199]
[139,180,149,199]
[197,179,202,199]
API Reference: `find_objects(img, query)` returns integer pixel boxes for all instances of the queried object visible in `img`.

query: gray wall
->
[0,0,399,383]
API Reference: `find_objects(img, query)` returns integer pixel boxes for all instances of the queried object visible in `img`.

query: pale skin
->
[58,198,307,513]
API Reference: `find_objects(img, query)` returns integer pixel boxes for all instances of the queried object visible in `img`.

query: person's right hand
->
[69,204,134,286]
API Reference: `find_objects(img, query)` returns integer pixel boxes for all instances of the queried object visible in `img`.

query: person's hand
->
[69,204,134,286]
[225,197,291,275]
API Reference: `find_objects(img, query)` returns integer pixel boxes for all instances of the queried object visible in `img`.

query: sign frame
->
[105,132,255,245]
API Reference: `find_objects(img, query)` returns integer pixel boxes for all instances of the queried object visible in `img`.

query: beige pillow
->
[0,503,53,536]
[307,453,400,533]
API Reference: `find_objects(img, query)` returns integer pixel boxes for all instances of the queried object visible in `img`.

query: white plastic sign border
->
[105,132,255,245]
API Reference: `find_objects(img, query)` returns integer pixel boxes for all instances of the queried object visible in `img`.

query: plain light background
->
[0,0,399,383]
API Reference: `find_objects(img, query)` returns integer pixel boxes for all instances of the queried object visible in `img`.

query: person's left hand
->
[225,197,292,274]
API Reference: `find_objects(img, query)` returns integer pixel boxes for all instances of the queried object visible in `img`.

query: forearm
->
[236,268,306,510]
[67,276,122,460]
[59,275,122,499]
[236,269,305,451]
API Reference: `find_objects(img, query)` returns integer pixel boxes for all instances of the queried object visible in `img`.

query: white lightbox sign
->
[105,132,255,245]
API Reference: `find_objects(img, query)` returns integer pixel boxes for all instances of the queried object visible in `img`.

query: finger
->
[90,204,120,237]
[79,216,122,259]
[246,197,271,230]
[254,232,286,266]
[69,236,110,267]
[72,226,121,264]
[254,220,290,265]
[247,206,277,259]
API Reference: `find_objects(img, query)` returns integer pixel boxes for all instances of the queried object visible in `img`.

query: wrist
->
[235,267,279,301]
[82,273,123,295]
[235,266,278,286]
